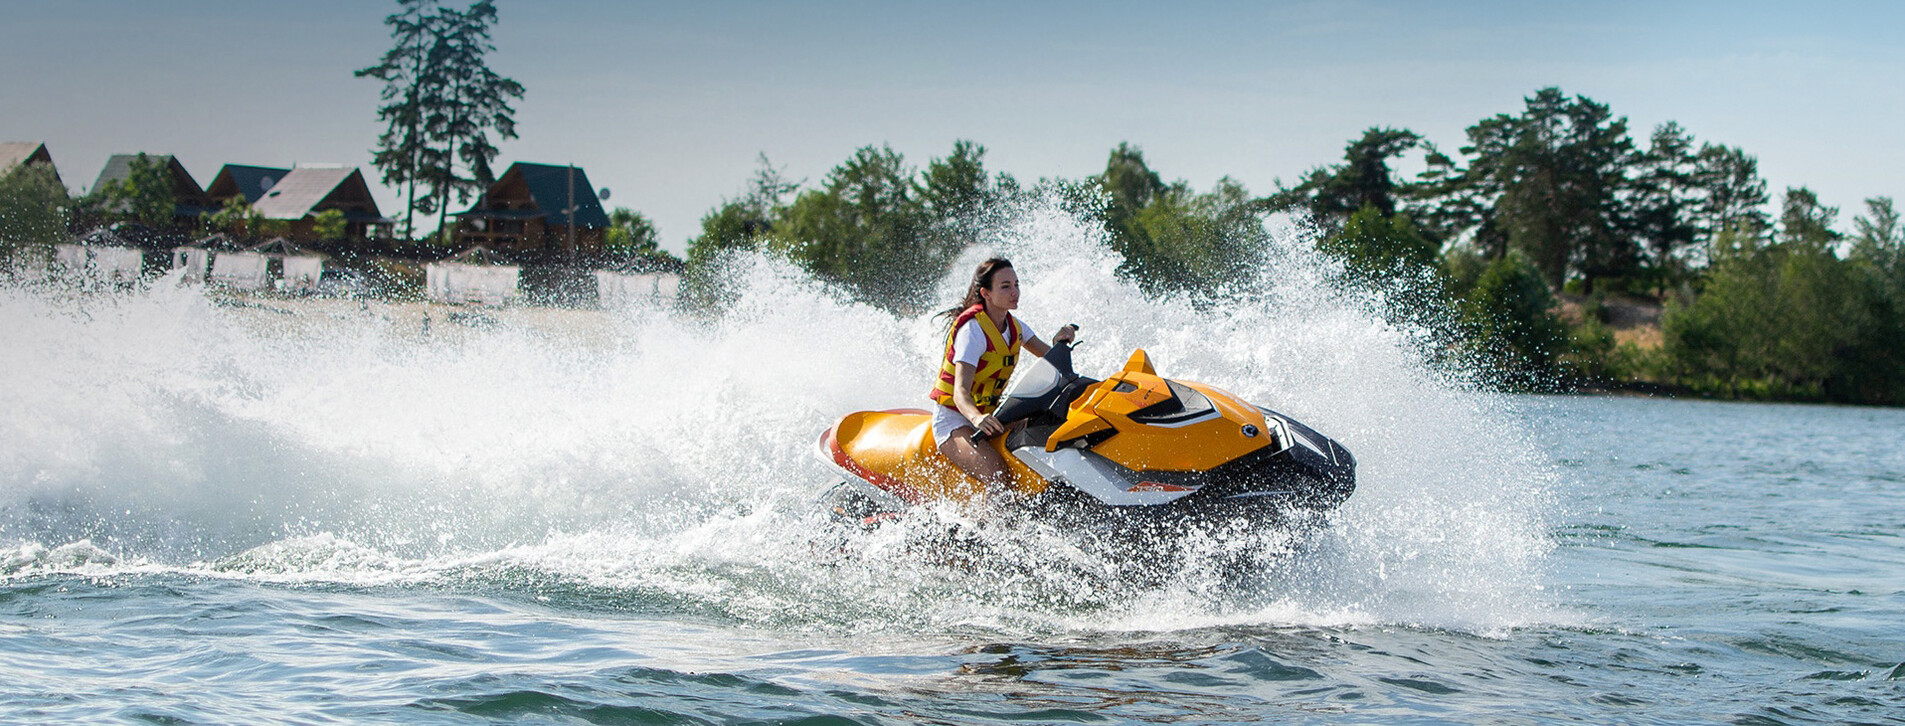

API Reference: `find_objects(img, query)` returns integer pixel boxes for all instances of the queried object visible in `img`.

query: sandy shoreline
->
[207,291,650,347]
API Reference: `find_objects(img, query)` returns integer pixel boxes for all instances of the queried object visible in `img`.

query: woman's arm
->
[951,362,1005,436]
[1022,324,1076,359]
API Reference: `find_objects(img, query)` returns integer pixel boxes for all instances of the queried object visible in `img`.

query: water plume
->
[0,196,1558,633]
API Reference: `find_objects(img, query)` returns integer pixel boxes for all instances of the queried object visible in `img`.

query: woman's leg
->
[937,426,1010,488]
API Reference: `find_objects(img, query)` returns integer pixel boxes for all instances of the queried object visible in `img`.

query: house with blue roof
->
[205,164,293,206]
[451,162,610,260]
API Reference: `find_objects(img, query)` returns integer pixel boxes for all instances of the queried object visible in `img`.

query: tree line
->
[5,73,1898,405]
[676,87,1905,406]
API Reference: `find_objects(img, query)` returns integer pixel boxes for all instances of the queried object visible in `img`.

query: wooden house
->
[249,166,393,241]
[452,162,610,259]
[89,154,213,223]
[0,142,62,187]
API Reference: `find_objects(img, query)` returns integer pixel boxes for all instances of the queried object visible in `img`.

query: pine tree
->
[357,0,439,239]
[426,0,523,238]
[359,0,522,240]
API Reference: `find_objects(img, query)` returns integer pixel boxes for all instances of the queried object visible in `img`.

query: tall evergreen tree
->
[357,0,438,238]
[358,0,521,240]
[1455,88,1637,290]
[1273,127,1422,225]
[425,0,523,238]
[1851,197,1901,264]
[1692,143,1771,245]
[1627,122,1701,272]
[1775,186,1841,252]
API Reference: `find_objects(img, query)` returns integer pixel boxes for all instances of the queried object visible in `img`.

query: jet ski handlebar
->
[969,332,1080,443]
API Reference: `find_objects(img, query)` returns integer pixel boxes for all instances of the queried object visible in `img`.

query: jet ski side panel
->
[1074,373,1275,472]
[820,409,1049,506]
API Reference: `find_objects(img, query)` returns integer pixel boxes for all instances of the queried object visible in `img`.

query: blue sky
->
[4,0,1901,252]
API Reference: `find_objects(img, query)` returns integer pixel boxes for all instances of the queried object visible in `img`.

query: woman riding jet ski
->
[818,341,1356,528]
[816,259,1355,529]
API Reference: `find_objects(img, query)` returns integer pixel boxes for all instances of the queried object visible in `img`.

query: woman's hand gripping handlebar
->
[969,324,1078,443]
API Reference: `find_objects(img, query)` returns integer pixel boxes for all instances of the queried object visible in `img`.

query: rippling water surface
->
[3,207,1902,723]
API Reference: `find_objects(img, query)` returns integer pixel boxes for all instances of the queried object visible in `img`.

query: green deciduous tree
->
[917,139,990,219]
[1097,142,1167,243]
[684,143,1001,311]
[1090,144,1264,295]
[313,209,348,241]
[1662,187,1903,402]
[771,144,940,309]
[1320,204,1439,285]
[1843,196,1905,403]
[1128,177,1263,293]
[1463,251,1568,389]
[606,207,660,253]
[605,206,684,272]
[89,153,176,229]
[0,161,71,254]
[682,156,798,309]
[203,195,262,237]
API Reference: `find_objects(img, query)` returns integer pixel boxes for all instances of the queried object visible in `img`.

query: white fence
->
[53,244,145,282]
[171,248,211,283]
[426,262,521,306]
[594,270,681,308]
[209,251,269,290]
[281,256,323,293]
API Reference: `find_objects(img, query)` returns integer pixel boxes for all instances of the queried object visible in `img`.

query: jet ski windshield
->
[990,341,1094,430]
[1001,344,1072,402]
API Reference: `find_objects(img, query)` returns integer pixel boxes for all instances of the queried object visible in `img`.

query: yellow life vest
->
[928,304,1023,414]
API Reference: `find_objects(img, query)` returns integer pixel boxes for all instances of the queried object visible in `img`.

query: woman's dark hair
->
[939,257,1013,323]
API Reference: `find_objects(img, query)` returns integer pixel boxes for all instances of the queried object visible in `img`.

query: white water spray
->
[0,199,1558,633]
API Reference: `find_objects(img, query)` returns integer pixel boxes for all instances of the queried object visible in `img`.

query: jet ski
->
[816,340,1355,532]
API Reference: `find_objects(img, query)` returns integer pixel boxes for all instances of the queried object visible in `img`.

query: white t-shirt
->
[934,313,1043,444]
[950,313,1042,369]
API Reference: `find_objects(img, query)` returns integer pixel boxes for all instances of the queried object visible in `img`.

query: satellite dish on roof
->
[260,176,277,194]
[598,187,611,201]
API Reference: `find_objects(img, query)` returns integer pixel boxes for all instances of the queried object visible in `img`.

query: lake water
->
[4,214,1902,723]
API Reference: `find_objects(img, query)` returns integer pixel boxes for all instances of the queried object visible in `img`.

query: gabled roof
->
[1,142,59,185]
[250,237,324,258]
[458,162,611,229]
[250,166,386,221]
[441,245,513,266]
[188,232,251,252]
[206,165,292,204]
[75,226,138,247]
[91,154,206,202]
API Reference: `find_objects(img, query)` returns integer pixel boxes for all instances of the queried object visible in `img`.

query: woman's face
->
[980,267,1020,311]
